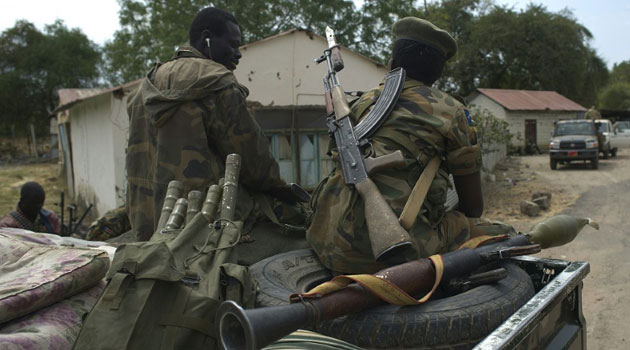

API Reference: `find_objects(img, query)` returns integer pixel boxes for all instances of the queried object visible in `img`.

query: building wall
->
[235,30,388,107]
[69,93,129,216]
[469,94,583,147]
[110,94,130,207]
[506,111,580,147]
[469,94,507,120]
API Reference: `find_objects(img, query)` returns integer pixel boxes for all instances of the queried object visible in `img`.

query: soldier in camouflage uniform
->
[307,17,494,274]
[126,7,301,241]
[84,206,131,241]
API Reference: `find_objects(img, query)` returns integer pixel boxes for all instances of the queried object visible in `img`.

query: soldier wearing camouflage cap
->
[307,17,491,274]
[126,7,302,241]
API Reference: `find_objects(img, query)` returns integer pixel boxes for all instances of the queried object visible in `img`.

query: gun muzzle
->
[217,300,315,350]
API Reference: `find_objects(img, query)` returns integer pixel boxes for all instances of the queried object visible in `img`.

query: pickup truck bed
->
[476,256,589,350]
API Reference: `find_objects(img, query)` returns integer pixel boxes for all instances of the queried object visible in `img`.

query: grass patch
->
[0,161,67,217]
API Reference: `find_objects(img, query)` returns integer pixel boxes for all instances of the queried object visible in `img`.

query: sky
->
[1,0,628,69]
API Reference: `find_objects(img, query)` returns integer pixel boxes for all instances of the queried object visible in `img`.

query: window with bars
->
[267,132,334,189]
[267,133,295,183]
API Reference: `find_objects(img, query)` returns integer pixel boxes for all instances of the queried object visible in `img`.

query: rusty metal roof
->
[53,80,141,114]
[57,88,105,106]
[477,88,586,112]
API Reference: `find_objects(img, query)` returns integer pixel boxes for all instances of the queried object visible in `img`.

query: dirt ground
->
[483,155,581,233]
[483,149,630,349]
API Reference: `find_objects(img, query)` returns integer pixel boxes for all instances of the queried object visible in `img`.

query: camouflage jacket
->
[126,46,285,240]
[306,78,482,273]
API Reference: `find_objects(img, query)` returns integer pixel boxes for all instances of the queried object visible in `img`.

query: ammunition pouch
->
[74,221,256,350]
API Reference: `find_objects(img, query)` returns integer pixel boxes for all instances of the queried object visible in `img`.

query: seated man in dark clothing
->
[0,181,61,234]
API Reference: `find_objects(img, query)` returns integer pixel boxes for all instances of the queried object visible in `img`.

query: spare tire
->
[251,249,535,350]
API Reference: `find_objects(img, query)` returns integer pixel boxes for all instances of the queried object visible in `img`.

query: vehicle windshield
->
[597,122,609,133]
[554,122,594,136]
[616,121,630,131]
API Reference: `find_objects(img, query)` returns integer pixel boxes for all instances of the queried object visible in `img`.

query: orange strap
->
[291,255,444,306]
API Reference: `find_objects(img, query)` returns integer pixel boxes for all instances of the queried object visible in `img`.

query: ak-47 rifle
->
[316,26,410,261]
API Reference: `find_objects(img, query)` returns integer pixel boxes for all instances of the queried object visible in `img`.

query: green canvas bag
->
[75,155,256,350]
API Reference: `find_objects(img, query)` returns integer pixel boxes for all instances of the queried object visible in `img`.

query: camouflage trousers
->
[85,206,131,242]
[438,211,517,252]
[324,211,516,275]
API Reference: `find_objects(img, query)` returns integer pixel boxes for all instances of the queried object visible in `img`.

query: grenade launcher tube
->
[218,247,494,350]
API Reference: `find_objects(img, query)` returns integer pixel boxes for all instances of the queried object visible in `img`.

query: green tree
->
[354,0,420,61]
[104,0,360,85]
[598,82,630,110]
[0,20,101,135]
[593,60,629,110]
[608,61,630,85]
[103,0,609,108]
[469,106,512,155]
[446,4,605,104]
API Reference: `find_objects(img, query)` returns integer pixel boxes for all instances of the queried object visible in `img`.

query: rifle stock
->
[355,178,414,260]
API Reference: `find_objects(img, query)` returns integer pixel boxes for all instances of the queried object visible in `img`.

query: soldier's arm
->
[206,85,286,191]
[0,215,19,228]
[46,210,62,234]
[446,107,484,217]
[454,172,483,218]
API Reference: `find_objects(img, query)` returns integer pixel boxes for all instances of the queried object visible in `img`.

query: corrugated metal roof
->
[53,79,141,114]
[477,88,586,112]
[57,88,105,106]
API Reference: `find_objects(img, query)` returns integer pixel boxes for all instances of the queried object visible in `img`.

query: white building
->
[54,82,139,216]
[468,89,587,148]
[53,29,388,216]
[235,29,388,188]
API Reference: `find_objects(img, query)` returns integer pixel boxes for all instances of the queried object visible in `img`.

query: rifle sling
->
[399,156,441,230]
[354,67,406,140]
[294,255,444,306]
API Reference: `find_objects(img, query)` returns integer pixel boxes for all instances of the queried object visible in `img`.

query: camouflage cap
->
[392,17,457,59]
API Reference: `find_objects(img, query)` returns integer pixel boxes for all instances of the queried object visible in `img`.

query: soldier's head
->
[18,182,45,218]
[390,17,457,85]
[189,7,242,70]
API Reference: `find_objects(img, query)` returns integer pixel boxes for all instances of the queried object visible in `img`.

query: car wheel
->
[591,156,599,169]
[550,159,558,170]
[611,148,618,157]
[251,249,535,350]
[603,146,609,159]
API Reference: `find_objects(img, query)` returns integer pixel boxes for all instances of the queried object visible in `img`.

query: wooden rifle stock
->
[354,177,415,260]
